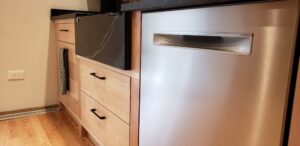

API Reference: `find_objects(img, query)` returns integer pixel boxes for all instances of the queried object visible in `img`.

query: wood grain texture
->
[130,78,140,146]
[129,11,142,146]
[131,11,142,75]
[54,19,75,24]
[81,92,129,146]
[79,59,131,123]
[60,103,83,136]
[77,56,139,79]
[55,22,75,44]
[289,59,300,146]
[0,112,94,146]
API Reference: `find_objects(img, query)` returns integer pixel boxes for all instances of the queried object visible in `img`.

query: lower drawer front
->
[81,92,129,146]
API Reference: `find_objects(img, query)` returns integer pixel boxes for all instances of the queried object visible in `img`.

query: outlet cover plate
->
[8,70,24,80]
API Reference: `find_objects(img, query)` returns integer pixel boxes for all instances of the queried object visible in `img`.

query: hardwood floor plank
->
[0,120,9,146]
[47,112,82,146]
[38,113,69,146]
[0,112,94,146]
[30,116,53,146]
[17,117,41,146]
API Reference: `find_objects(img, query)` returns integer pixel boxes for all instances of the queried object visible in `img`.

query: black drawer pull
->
[59,29,69,32]
[90,73,106,80]
[90,109,106,120]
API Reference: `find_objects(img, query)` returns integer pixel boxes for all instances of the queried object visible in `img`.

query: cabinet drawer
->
[56,23,75,43]
[81,92,129,146]
[79,60,130,123]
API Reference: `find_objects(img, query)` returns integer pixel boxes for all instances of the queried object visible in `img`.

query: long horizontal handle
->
[59,29,69,32]
[90,73,106,80]
[90,109,106,120]
[154,33,253,55]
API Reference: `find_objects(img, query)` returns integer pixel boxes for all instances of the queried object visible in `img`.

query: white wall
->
[0,0,100,112]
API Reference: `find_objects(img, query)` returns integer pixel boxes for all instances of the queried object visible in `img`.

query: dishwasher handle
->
[153,33,253,55]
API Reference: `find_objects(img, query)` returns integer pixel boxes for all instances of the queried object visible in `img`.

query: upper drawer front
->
[56,23,75,43]
[79,60,130,123]
[81,92,129,146]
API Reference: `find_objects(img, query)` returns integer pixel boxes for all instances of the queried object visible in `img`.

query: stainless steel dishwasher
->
[139,0,300,146]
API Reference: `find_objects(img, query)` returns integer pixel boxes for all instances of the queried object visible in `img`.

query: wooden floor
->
[0,111,94,146]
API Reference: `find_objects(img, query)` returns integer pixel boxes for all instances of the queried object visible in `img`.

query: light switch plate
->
[8,70,24,80]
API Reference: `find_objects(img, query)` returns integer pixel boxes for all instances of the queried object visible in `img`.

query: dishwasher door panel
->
[140,1,299,146]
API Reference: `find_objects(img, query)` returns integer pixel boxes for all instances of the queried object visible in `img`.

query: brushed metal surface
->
[154,33,253,55]
[140,1,299,146]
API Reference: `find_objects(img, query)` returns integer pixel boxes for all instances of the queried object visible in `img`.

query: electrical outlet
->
[8,70,24,80]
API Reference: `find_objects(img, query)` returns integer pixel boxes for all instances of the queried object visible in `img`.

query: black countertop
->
[51,0,275,18]
[121,0,274,11]
[51,9,100,20]
[51,0,275,19]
